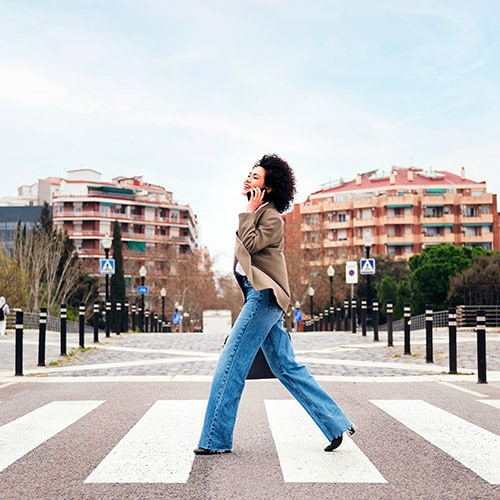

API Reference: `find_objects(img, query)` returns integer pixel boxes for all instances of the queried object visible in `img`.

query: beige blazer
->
[234,203,291,312]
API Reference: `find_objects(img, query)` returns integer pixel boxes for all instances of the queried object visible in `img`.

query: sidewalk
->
[0,327,499,382]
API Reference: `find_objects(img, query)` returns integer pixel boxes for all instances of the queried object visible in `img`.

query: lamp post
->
[139,265,147,332]
[102,234,112,337]
[327,265,335,331]
[363,235,373,328]
[308,286,315,331]
[160,287,166,332]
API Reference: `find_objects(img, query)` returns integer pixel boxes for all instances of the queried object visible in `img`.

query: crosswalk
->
[0,399,499,485]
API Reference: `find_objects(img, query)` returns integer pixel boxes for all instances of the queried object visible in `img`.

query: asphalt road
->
[0,329,499,499]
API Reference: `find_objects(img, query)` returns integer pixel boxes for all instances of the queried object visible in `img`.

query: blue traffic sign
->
[137,286,149,295]
[360,258,376,275]
[173,311,181,324]
[294,309,303,322]
[100,258,115,275]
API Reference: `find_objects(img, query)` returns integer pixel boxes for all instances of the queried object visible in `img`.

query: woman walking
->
[195,154,355,455]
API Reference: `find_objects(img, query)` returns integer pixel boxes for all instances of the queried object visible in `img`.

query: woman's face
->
[242,166,266,196]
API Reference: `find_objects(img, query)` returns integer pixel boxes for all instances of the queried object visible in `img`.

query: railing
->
[380,305,500,331]
[6,312,94,333]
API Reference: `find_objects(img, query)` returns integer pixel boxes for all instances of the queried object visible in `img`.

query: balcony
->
[385,194,419,208]
[53,210,191,227]
[462,233,494,243]
[382,214,419,225]
[422,213,455,225]
[460,193,494,205]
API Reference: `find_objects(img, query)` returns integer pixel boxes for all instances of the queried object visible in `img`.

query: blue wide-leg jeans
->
[197,277,353,451]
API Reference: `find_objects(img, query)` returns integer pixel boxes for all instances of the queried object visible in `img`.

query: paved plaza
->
[1,325,499,381]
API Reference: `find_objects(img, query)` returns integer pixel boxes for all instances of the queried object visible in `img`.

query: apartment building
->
[299,166,499,268]
[47,169,198,294]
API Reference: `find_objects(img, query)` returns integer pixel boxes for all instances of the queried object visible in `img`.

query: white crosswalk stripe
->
[265,400,386,483]
[85,400,206,483]
[371,399,500,484]
[0,400,104,472]
[478,399,500,410]
[1,398,499,485]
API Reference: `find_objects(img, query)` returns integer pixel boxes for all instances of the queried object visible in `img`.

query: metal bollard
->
[351,299,357,334]
[343,300,349,331]
[476,310,487,384]
[361,299,367,336]
[425,304,433,363]
[403,303,411,355]
[336,303,342,331]
[124,301,129,333]
[372,300,379,341]
[105,301,111,338]
[131,303,136,331]
[38,307,47,367]
[448,307,457,374]
[79,303,85,348]
[93,302,99,343]
[115,302,121,335]
[60,304,67,356]
[387,301,394,347]
[15,310,23,376]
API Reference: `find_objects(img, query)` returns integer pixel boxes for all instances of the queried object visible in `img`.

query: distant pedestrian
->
[194,154,355,456]
[0,296,10,335]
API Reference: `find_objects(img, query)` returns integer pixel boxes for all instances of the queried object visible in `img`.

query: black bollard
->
[38,307,47,367]
[105,301,111,338]
[15,310,23,376]
[60,304,67,356]
[131,303,136,332]
[373,300,379,341]
[343,300,349,331]
[448,307,457,374]
[425,304,433,363]
[351,299,357,334]
[387,301,394,347]
[336,303,342,331]
[79,303,85,348]
[476,309,487,384]
[124,301,129,333]
[93,302,99,343]
[361,299,367,336]
[403,303,411,355]
[115,302,121,335]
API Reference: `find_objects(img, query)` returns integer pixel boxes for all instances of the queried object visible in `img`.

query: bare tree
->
[11,224,88,315]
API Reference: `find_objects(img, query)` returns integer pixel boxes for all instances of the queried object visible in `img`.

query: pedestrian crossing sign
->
[360,258,375,275]
[100,258,115,275]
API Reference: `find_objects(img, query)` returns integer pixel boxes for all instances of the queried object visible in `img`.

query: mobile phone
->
[247,188,266,200]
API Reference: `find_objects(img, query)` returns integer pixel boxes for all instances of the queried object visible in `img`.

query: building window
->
[338,213,347,223]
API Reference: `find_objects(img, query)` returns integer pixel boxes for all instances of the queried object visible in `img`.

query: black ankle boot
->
[324,427,355,452]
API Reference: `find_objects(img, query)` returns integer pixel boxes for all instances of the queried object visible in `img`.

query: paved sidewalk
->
[1,326,499,382]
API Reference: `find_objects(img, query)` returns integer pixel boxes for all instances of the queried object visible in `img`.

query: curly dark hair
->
[254,154,296,213]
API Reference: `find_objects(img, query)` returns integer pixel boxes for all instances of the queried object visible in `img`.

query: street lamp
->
[160,287,166,331]
[139,265,147,332]
[102,234,112,337]
[308,286,315,331]
[327,265,335,331]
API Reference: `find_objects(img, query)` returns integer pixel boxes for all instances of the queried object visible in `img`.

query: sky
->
[1,0,500,274]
